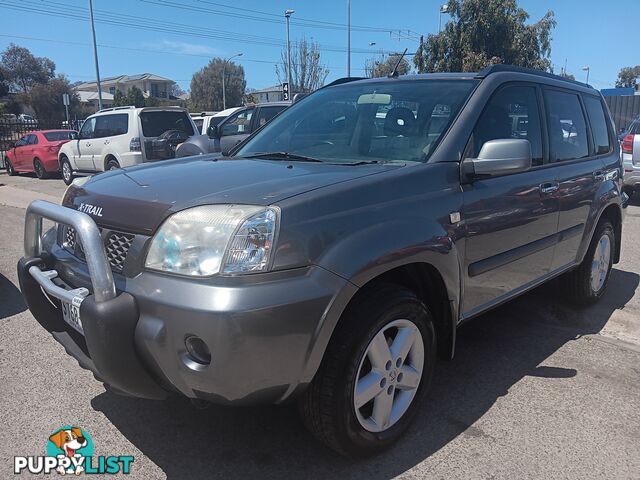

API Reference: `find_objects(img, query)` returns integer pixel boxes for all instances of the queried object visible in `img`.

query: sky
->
[1,0,637,92]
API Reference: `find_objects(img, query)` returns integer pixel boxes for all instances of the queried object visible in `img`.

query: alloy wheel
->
[353,318,424,433]
[590,234,611,293]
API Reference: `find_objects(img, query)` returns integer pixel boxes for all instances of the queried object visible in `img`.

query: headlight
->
[145,205,279,276]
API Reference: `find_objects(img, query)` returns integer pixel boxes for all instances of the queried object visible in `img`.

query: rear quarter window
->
[583,96,611,155]
[140,111,195,137]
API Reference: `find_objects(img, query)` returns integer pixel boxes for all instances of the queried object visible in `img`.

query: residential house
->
[252,85,287,103]
[74,73,175,100]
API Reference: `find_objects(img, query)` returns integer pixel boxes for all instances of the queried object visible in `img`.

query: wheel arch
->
[599,203,622,264]
[103,153,121,171]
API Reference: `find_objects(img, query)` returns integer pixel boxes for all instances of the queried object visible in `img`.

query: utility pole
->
[347,0,351,77]
[222,53,242,110]
[88,0,103,110]
[285,9,294,95]
[582,66,590,84]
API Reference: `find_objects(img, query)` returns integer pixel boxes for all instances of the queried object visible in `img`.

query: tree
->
[615,66,640,88]
[190,58,246,111]
[126,86,146,108]
[28,75,79,124]
[559,71,575,81]
[169,82,186,98]
[414,0,556,73]
[364,54,411,78]
[112,89,127,107]
[276,36,329,93]
[0,43,55,93]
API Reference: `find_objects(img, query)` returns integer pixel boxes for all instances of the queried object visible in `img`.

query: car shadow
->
[0,273,26,320]
[91,268,639,479]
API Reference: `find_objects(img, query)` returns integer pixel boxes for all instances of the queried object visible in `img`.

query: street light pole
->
[438,4,449,34]
[222,53,243,110]
[347,0,351,76]
[88,0,103,110]
[582,66,590,84]
[285,9,294,96]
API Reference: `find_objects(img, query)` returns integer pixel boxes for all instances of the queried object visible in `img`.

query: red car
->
[5,130,77,179]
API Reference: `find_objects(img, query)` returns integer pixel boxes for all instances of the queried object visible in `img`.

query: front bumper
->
[19,200,355,404]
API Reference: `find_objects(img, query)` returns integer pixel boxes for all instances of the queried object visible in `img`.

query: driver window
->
[221,109,253,136]
[471,85,543,166]
[79,117,96,139]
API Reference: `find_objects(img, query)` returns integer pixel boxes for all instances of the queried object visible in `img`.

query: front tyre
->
[60,156,74,185]
[5,158,17,176]
[563,220,615,305]
[299,284,436,457]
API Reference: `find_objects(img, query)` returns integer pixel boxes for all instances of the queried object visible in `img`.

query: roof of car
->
[325,65,594,90]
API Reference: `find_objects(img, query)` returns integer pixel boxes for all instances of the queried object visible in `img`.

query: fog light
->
[185,335,211,365]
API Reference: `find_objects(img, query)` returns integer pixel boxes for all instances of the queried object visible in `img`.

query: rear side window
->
[583,96,611,155]
[27,134,38,145]
[44,131,76,141]
[544,90,589,162]
[94,114,129,138]
[140,111,195,137]
[472,85,543,166]
[256,106,284,128]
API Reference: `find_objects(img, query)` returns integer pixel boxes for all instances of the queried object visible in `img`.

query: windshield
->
[140,111,195,137]
[43,131,76,141]
[235,79,477,163]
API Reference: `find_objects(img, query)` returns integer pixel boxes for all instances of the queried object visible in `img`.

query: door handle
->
[540,182,559,194]
[593,170,605,181]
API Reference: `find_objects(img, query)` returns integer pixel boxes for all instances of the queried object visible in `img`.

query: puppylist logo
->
[14,426,134,475]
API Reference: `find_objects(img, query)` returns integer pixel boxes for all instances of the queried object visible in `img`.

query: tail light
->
[46,145,60,153]
[130,137,141,152]
[621,134,634,155]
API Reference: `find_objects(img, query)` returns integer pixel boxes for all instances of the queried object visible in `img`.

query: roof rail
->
[97,105,136,113]
[475,64,593,89]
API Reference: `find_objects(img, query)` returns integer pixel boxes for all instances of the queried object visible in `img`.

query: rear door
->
[462,83,559,317]
[543,89,605,270]
[218,107,254,153]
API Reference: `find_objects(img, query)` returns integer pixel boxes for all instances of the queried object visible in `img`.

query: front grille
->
[61,226,134,272]
[104,231,135,271]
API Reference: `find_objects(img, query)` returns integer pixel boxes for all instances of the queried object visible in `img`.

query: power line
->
[5,0,389,55]
[0,33,370,73]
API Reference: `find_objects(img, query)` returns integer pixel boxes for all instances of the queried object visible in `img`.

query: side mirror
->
[207,125,219,139]
[464,139,532,179]
[70,132,78,140]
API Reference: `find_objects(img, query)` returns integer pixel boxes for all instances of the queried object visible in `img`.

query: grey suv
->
[18,65,627,456]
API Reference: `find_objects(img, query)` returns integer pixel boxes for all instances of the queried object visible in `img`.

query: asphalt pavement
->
[0,171,638,479]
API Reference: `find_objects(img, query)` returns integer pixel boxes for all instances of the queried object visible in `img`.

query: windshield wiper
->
[242,151,323,162]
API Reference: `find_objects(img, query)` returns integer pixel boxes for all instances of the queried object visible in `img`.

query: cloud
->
[147,40,220,56]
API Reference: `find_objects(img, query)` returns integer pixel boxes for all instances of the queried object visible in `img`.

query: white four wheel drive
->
[58,106,198,185]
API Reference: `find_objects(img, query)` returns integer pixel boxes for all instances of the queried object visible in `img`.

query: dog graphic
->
[48,427,87,475]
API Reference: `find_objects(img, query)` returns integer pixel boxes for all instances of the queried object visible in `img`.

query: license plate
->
[61,300,84,334]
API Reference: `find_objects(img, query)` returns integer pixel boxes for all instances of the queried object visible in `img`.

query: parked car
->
[18,113,38,124]
[176,104,290,157]
[206,102,290,153]
[191,107,242,135]
[4,130,76,179]
[58,105,198,185]
[18,65,626,457]
[621,118,640,195]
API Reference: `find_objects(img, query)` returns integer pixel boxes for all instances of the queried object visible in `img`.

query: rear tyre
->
[105,158,120,171]
[562,220,615,306]
[298,284,436,457]
[5,158,17,176]
[60,156,74,185]
[34,158,48,179]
